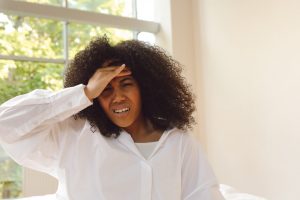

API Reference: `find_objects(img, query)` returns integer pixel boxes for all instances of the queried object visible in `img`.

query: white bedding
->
[220,184,267,200]
[12,184,267,200]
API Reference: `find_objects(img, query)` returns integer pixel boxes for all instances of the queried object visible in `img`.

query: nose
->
[112,88,126,103]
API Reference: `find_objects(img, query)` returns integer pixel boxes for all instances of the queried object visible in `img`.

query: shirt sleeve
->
[181,134,225,200]
[0,84,93,176]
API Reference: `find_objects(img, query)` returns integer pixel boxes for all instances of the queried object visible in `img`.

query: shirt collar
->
[116,128,174,160]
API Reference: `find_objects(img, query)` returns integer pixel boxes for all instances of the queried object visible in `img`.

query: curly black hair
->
[64,36,195,137]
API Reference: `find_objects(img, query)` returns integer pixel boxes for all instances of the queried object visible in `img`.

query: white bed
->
[12,184,267,200]
[219,184,267,200]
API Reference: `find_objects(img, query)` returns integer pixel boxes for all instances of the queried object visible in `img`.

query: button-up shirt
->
[0,84,224,200]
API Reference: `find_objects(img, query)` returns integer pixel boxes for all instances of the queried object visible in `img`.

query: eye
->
[101,86,113,96]
[122,82,133,87]
[103,86,112,92]
[103,87,111,91]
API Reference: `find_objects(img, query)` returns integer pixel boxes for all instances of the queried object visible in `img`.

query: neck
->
[124,117,163,143]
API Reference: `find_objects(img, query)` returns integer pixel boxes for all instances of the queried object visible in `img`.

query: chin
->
[112,120,133,128]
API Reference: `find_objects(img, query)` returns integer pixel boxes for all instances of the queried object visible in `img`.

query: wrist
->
[84,86,94,102]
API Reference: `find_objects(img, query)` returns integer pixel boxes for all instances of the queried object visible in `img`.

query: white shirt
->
[0,84,224,200]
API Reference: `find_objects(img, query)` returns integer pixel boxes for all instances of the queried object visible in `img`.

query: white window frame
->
[0,0,160,68]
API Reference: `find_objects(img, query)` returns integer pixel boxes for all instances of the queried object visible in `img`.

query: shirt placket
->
[140,161,152,200]
[116,129,173,200]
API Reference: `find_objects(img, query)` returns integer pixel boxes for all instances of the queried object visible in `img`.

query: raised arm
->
[0,65,130,175]
[0,84,93,174]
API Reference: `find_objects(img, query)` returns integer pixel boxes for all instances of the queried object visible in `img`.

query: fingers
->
[97,64,131,78]
[98,64,125,72]
[114,64,126,75]
[115,67,132,77]
[85,64,132,100]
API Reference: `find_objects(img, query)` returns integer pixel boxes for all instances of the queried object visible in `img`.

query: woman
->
[0,36,224,199]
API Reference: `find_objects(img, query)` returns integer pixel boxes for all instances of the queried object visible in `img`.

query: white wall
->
[154,0,204,142]
[191,0,300,199]
[154,0,197,87]
[23,168,57,196]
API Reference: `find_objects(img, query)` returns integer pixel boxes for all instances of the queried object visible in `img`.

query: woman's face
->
[97,73,143,129]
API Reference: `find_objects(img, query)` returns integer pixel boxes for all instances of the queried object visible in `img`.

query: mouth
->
[112,107,130,114]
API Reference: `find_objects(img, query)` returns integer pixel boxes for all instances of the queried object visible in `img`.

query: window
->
[0,0,158,198]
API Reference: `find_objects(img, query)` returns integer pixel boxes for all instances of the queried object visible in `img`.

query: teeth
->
[113,108,129,113]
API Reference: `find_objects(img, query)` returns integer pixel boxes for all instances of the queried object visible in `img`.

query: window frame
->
[0,0,160,67]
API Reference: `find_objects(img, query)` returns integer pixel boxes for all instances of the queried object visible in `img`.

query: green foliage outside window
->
[0,0,133,198]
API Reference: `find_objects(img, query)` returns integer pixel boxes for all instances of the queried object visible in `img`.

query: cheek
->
[98,98,109,112]
[132,91,142,110]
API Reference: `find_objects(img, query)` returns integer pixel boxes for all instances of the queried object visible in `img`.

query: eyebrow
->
[120,77,134,83]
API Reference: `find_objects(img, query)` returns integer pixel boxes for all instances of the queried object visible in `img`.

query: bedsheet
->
[220,184,267,200]
[11,184,267,200]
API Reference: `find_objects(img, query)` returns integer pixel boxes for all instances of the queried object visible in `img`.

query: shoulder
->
[168,128,202,146]
[65,116,88,131]
[166,128,205,155]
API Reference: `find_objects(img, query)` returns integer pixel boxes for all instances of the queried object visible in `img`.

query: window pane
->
[137,32,155,44]
[0,146,22,199]
[15,0,63,7]
[0,13,63,59]
[0,60,64,104]
[137,0,154,21]
[68,23,134,59]
[68,0,134,18]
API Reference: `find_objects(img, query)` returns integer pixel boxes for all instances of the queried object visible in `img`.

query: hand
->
[84,64,131,101]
